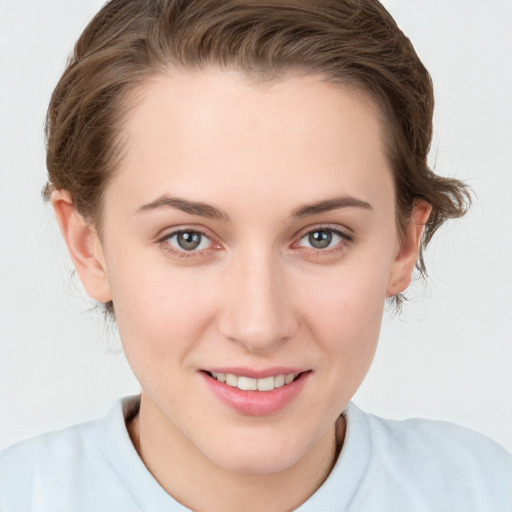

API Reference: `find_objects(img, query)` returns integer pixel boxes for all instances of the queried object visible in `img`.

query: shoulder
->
[359,405,511,471]
[1,414,101,464]
[0,418,99,510]
[344,403,512,511]
[0,398,142,512]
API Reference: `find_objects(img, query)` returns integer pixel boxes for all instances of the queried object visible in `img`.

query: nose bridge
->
[219,244,295,351]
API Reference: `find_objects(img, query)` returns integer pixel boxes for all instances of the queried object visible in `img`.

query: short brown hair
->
[44,0,470,310]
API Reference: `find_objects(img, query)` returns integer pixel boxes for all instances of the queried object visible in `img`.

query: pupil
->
[177,232,201,250]
[309,230,332,249]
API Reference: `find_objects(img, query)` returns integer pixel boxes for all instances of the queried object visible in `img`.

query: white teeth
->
[274,374,285,388]
[211,372,298,391]
[257,376,275,391]
[225,373,238,387]
[237,376,257,391]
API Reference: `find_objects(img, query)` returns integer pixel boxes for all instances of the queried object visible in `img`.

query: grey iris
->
[177,231,202,250]
[309,230,332,249]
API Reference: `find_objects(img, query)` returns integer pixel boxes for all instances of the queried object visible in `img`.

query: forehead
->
[111,70,393,218]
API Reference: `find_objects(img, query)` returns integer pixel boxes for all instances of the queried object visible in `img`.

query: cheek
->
[110,264,221,406]
[106,253,217,359]
[297,254,391,359]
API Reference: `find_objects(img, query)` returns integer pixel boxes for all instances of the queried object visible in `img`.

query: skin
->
[52,70,430,512]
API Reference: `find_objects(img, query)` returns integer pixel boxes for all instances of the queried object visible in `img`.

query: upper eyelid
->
[293,224,353,242]
[299,227,346,240]
[156,225,214,242]
[159,228,217,256]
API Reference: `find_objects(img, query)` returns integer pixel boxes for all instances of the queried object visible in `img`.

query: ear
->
[51,190,112,303]
[386,200,431,297]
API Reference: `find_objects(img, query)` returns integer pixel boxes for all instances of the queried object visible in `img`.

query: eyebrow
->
[136,194,372,220]
[292,196,372,217]
[136,196,229,220]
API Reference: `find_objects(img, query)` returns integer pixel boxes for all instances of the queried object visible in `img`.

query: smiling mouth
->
[206,371,304,392]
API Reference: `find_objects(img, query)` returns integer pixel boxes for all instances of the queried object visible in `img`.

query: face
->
[83,71,418,474]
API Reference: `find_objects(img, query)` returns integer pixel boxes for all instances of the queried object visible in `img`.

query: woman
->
[1,0,510,510]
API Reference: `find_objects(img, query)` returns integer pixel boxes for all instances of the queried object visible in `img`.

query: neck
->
[128,395,345,512]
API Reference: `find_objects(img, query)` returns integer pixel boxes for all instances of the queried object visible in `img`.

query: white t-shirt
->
[1,396,511,511]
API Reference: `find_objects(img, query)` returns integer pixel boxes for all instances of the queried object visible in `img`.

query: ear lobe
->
[51,190,112,303]
[386,200,431,298]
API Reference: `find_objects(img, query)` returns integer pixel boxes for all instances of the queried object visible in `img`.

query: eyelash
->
[157,225,353,258]
[158,228,218,258]
[292,225,353,257]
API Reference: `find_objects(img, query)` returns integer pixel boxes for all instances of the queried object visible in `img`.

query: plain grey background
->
[1,0,511,451]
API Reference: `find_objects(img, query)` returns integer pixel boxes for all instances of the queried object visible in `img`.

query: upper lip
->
[202,367,310,379]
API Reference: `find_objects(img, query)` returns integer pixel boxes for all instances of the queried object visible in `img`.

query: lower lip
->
[201,371,310,416]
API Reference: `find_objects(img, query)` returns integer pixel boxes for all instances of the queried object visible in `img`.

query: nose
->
[217,248,297,353]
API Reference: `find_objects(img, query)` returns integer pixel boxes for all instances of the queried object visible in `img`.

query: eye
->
[165,230,212,252]
[297,228,347,250]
